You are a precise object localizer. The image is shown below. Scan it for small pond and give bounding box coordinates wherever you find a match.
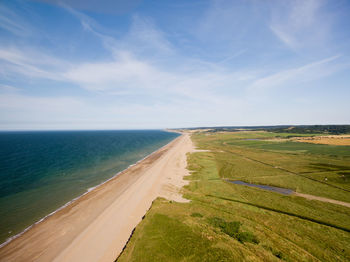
[227,180,294,195]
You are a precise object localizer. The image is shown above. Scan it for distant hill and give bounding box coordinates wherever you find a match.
[180,125,350,135]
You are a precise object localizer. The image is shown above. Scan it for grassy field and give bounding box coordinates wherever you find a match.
[117,131,350,261]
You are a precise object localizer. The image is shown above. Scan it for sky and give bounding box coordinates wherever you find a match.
[0,0,350,130]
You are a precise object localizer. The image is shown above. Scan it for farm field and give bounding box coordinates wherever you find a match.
[118,131,350,262]
[293,135,350,146]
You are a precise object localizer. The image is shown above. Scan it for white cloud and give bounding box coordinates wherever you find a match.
[0,89,257,130]
[270,0,329,50]
[250,55,341,90]
[1,1,349,129]
[0,5,31,36]
[217,49,247,64]
[0,48,69,80]
[0,44,245,104]
[64,5,173,59]
[0,84,19,93]
[126,15,174,55]
[63,52,176,91]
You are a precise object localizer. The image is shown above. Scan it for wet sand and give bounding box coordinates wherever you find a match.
[0,133,194,262]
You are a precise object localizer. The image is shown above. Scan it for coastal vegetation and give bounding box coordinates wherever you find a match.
[118,131,350,261]
[183,124,350,135]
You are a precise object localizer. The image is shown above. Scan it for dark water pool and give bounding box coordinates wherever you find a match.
[227,180,294,195]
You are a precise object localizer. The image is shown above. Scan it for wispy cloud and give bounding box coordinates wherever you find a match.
[1,2,345,98]
[126,15,174,55]
[1,1,349,129]
[61,3,120,54]
[251,55,341,90]
[63,52,175,92]
[64,4,174,59]
[0,6,242,102]
[0,5,31,37]
[0,48,69,80]
[270,0,329,50]
[34,0,142,15]
[217,49,247,64]
[0,84,19,93]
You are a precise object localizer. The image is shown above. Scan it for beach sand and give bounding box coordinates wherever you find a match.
[0,133,194,262]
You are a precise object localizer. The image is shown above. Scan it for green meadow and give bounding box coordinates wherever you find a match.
[118,131,350,261]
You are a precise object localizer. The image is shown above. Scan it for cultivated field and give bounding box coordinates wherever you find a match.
[294,135,350,146]
[118,131,350,261]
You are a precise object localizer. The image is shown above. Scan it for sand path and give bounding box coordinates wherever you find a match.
[295,192,350,208]
[0,133,194,262]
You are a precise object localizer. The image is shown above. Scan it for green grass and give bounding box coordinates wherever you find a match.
[252,141,350,157]
[207,217,258,244]
[121,212,233,262]
[118,131,350,261]
[301,171,350,191]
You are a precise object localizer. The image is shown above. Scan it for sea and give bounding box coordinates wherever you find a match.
[0,130,179,245]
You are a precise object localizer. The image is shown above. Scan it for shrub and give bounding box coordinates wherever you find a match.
[208,217,226,228]
[236,231,259,244]
[272,250,284,259]
[208,217,258,244]
[222,221,240,237]
[191,212,203,218]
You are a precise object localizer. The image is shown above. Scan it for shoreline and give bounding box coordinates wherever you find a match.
[0,134,179,249]
[0,132,193,262]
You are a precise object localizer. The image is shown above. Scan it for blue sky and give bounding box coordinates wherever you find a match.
[0,0,349,130]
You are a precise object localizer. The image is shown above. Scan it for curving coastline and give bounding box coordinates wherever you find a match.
[0,133,178,250]
[0,133,194,262]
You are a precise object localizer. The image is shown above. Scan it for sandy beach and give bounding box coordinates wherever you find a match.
[0,133,194,262]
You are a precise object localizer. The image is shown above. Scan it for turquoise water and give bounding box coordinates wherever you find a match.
[0,130,179,244]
